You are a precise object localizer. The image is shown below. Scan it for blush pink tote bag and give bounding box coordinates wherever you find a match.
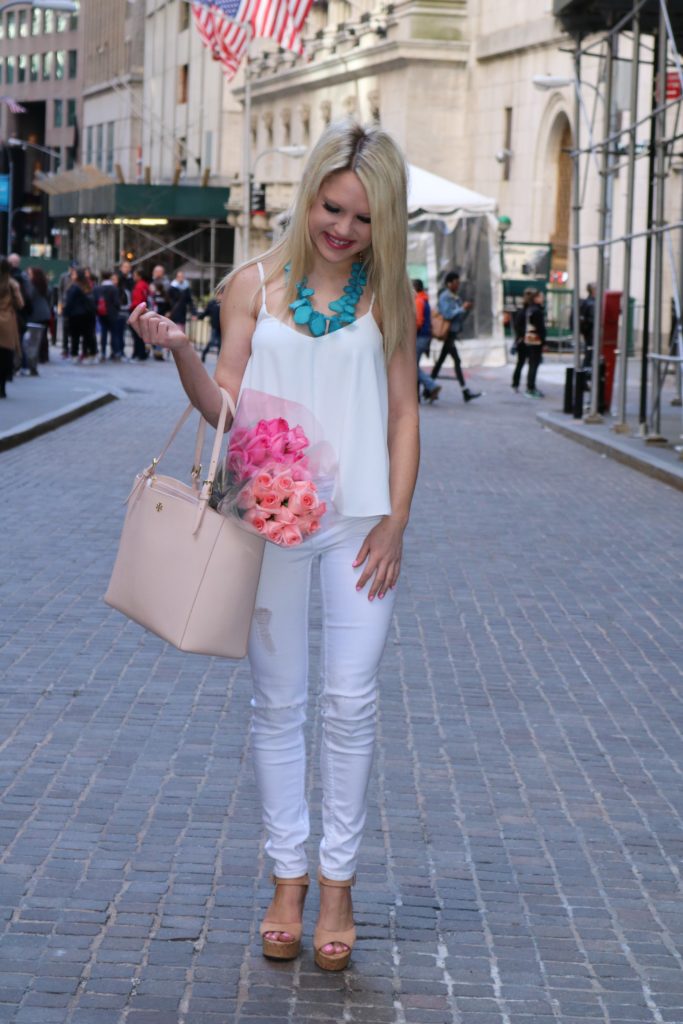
[105,388,265,658]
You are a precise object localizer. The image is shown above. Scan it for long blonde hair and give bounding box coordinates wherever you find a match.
[220,120,413,362]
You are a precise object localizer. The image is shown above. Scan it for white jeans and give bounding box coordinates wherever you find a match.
[247,514,396,881]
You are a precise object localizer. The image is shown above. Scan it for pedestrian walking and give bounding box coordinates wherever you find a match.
[168,270,196,332]
[27,267,52,365]
[129,270,150,361]
[0,258,24,399]
[64,269,97,363]
[58,262,78,358]
[430,271,481,402]
[149,265,170,361]
[112,271,132,360]
[130,119,419,974]
[198,296,222,362]
[580,282,596,371]
[512,288,546,398]
[412,279,440,402]
[510,287,535,393]
[93,271,121,361]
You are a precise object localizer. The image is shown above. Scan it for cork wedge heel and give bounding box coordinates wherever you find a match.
[313,872,356,972]
[260,873,310,961]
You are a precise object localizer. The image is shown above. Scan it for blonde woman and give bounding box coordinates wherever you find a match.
[129,121,419,972]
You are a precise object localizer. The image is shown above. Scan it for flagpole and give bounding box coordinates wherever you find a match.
[241,21,253,264]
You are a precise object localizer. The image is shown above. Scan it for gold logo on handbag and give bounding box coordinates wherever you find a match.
[156,503,163,512]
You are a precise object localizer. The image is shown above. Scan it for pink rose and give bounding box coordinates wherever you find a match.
[290,463,312,482]
[265,520,284,544]
[299,515,321,536]
[280,524,303,546]
[285,424,309,454]
[275,506,297,525]
[258,492,281,511]
[273,472,295,498]
[288,484,320,516]
[252,471,274,500]
[257,417,289,439]
[243,507,268,533]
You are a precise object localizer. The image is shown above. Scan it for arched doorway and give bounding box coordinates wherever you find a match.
[548,114,573,272]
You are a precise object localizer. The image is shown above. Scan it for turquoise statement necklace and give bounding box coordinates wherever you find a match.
[288,261,367,338]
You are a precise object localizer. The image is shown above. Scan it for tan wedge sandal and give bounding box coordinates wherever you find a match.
[260,873,310,961]
[313,872,356,971]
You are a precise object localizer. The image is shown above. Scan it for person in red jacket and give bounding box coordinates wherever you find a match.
[413,279,441,403]
[130,270,150,360]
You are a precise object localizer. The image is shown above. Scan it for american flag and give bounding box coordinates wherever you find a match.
[191,0,313,80]
[0,96,27,114]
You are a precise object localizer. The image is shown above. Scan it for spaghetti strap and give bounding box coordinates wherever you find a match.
[256,261,267,311]
[369,292,376,312]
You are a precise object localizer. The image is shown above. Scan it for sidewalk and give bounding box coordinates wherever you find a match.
[525,356,683,493]
[0,358,121,451]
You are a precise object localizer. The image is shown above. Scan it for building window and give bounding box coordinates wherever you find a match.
[18,9,28,37]
[67,98,76,127]
[86,125,93,164]
[7,12,15,39]
[42,52,52,80]
[18,53,26,83]
[55,12,68,32]
[96,123,103,168]
[66,146,76,171]
[106,122,114,174]
[0,16,4,40]
[67,49,77,78]
[31,8,41,35]
[30,54,39,81]
[178,64,188,104]
[6,55,14,84]
[54,99,63,127]
[55,50,65,79]
[44,10,54,32]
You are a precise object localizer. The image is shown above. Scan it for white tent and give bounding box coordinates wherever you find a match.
[407,164,497,217]
[406,165,502,356]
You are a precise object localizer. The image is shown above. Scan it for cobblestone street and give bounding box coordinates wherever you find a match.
[1,360,682,1024]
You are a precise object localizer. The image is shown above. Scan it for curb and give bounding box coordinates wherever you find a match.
[0,391,118,452]
[537,411,683,493]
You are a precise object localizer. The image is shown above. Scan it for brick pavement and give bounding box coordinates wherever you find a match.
[1,359,682,1024]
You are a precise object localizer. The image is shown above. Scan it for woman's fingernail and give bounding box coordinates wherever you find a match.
[378,593,385,600]
[369,594,375,602]
[356,585,362,592]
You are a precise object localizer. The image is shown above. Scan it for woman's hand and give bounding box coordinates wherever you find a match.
[128,303,190,352]
[353,517,405,601]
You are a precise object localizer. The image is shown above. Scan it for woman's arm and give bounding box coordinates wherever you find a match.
[354,337,420,600]
[128,264,259,429]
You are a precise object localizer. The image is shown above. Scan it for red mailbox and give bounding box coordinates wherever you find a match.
[601,290,622,411]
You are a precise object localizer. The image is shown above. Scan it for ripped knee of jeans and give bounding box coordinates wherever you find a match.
[320,692,377,740]
[253,607,275,654]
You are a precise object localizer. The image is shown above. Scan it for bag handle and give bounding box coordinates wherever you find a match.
[128,387,236,507]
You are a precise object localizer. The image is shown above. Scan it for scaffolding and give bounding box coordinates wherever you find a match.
[555,0,683,447]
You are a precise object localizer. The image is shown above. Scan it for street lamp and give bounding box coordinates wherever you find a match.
[240,145,307,254]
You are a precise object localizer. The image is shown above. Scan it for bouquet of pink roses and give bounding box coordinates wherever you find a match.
[210,391,335,547]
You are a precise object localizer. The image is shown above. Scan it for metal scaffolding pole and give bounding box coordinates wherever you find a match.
[614,10,640,432]
[585,35,614,423]
[572,42,583,382]
[647,4,669,441]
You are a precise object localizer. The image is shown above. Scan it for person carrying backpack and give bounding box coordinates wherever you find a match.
[93,271,120,361]
[412,279,441,403]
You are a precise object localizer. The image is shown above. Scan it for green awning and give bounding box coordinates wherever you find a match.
[49,183,230,220]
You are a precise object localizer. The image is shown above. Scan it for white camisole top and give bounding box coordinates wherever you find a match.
[238,262,391,518]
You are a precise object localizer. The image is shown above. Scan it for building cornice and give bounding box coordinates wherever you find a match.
[82,72,143,99]
[476,16,567,62]
[239,38,469,103]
